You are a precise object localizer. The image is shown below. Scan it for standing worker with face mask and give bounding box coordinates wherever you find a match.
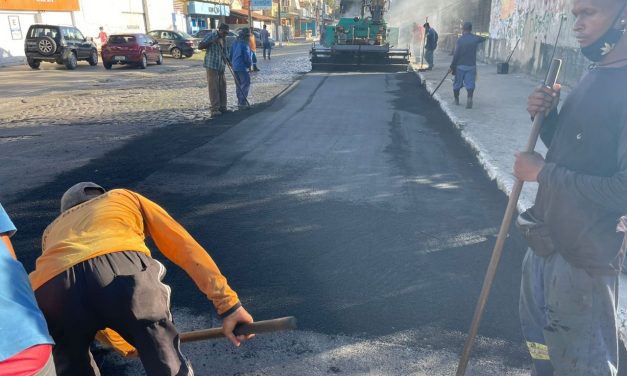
[200,24,231,118]
[514,0,627,374]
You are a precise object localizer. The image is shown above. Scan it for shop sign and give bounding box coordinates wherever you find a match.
[251,0,272,10]
[0,0,80,11]
[8,15,22,39]
[188,1,230,16]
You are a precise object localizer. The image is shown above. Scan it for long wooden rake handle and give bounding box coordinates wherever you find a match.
[455,59,562,376]
[180,316,297,343]
[431,71,450,97]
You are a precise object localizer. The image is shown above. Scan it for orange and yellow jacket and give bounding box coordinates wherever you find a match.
[249,34,257,52]
[30,189,240,356]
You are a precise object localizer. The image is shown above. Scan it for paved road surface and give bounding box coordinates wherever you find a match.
[7,68,531,374]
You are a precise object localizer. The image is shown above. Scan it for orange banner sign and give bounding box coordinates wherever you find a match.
[0,0,80,12]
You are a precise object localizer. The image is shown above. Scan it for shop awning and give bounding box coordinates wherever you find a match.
[230,9,275,22]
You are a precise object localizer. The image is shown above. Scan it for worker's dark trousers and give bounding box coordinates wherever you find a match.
[35,251,193,376]
[519,249,619,376]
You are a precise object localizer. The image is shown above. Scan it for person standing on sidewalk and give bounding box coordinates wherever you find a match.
[514,0,627,374]
[31,182,254,376]
[249,31,260,72]
[231,28,253,109]
[448,21,486,109]
[200,23,230,117]
[0,203,56,376]
[423,22,438,70]
[260,24,272,60]
[97,26,108,50]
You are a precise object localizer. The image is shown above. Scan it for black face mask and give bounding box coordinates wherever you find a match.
[581,4,627,62]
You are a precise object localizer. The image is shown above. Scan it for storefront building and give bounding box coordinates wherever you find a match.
[187,1,229,33]
[0,0,174,66]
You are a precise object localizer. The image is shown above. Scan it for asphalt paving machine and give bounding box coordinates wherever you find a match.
[310,0,410,71]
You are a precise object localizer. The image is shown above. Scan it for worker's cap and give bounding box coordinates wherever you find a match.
[60,182,106,213]
[218,23,229,31]
[423,22,430,28]
[462,21,472,31]
[239,27,251,38]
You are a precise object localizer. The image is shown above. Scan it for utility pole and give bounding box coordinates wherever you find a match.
[249,0,253,29]
[141,0,151,32]
[276,0,282,47]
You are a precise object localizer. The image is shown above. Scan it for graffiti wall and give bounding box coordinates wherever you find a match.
[490,0,577,47]
[486,0,587,86]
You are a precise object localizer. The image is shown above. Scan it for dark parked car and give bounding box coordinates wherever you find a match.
[24,24,98,70]
[101,33,163,69]
[236,27,276,48]
[192,29,237,50]
[147,30,197,58]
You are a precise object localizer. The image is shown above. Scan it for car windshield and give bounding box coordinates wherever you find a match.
[178,31,194,39]
[108,35,136,44]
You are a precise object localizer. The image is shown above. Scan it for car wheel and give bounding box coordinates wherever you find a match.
[171,47,182,59]
[64,51,78,70]
[103,61,113,69]
[156,52,163,65]
[36,36,57,56]
[27,58,41,69]
[139,54,147,69]
[87,49,98,66]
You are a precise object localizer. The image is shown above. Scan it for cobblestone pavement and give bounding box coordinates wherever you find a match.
[0,45,311,202]
[1,46,311,128]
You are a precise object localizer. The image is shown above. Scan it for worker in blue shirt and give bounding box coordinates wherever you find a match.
[449,21,486,109]
[230,28,253,109]
[0,203,55,375]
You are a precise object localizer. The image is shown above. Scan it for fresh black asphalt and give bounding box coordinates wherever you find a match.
[7,70,532,370]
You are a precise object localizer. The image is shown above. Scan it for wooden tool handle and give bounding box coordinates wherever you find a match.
[180,316,297,343]
[455,59,562,376]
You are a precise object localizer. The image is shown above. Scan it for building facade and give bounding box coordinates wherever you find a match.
[0,0,175,66]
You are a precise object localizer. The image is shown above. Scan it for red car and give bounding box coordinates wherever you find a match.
[101,33,163,69]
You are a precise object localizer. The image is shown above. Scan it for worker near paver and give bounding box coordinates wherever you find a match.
[200,23,230,117]
[514,0,627,374]
[411,22,424,65]
[249,30,260,72]
[231,28,253,109]
[0,203,56,375]
[30,182,254,376]
[448,21,486,109]
[260,24,272,60]
[423,22,438,70]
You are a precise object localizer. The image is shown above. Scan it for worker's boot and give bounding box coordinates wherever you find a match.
[454,90,460,106]
[253,65,260,72]
[466,90,474,109]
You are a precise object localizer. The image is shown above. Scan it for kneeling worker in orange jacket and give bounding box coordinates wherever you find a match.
[30,182,254,376]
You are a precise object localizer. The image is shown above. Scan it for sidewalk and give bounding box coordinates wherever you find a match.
[414,50,627,345]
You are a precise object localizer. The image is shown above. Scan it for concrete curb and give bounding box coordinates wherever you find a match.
[410,64,532,214]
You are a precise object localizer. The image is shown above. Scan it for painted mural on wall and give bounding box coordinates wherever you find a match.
[490,0,576,47]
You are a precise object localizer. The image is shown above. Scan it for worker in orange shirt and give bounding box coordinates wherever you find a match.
[249,30,260,72]
[31,182,254,376]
